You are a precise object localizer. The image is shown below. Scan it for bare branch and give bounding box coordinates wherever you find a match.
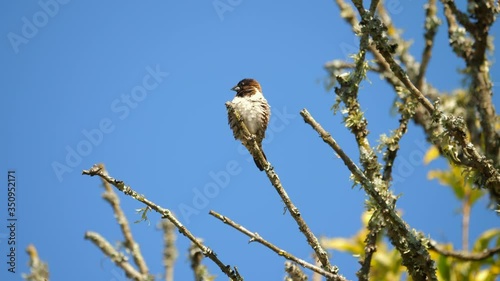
[324,60,381,75]
[333,0,383,182]
[429,240,500,261]
[356,213,381,281]
[189,240,213,281]
[285,262,309,281]
[381,95,416,182]
[23,244,49,281]
[84,231,145,281]
[416,0,440,90]
[97,163,149,275]
[209,210,348,281]
[159,220,177,281]
[82,164,243,281]
[225,103,337,276]
[311,254,323,281]
[441,0,474,32]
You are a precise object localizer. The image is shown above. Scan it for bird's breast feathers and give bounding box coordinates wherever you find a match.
[231,91,270,135]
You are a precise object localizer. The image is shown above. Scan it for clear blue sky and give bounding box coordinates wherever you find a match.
[1,1,499,280]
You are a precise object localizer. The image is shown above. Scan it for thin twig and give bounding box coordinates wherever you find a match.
[440,0,474,31]
[324,60,381,74]
[82,164,243,281]
[441,3,473,60]
[311,254,323,281]
[356,212,381,281]
[23,244,50,281]
[381,95,415,182]
[285,262,309,281]
[225,103,337,275]
[429,241,500,261]
[300,108,437,281]
[462,194,470,251]
[189,240,212,281]
[97,163,150,276]
[334,0,383,182]
[376,2,419,79]
[84,231,145,281]
[209,210,348,281]
[416,0,440,90]
[159,220,177,281]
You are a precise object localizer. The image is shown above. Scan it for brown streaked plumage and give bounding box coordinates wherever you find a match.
[228,78,270,171]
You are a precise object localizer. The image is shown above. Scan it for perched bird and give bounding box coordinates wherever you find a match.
[227,78,271,171]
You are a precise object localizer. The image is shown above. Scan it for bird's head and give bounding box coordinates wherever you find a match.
[231,78,262,96]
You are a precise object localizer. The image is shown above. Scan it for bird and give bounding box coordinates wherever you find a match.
[227,78,271,171]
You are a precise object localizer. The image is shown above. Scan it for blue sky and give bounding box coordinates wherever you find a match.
[1,1,499,280]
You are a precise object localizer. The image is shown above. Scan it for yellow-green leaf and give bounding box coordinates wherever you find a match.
[424,145,440,164]
[472,229,500,252]
[321,237,361,254]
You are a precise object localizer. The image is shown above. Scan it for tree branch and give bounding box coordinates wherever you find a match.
[381,95,415,182]
[356,212,382,281]
[159,220,177,281]
[334,0,383,182]
[84,231,145,281]
[189,240,213,281]
[441,0,474,32]
[82,164,243,281]
[300,108,437,281]
[416,0,440,90]
[209,210,348,281]
[429,240,500,261]
[351,0,500,198]
[23,244,50,281]
[97,163,150,276]
[285,262,309,281]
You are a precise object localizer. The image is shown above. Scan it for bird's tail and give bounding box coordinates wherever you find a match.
[253,145,267,171]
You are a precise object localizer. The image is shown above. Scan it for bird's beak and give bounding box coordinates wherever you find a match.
[231,85,240,91]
